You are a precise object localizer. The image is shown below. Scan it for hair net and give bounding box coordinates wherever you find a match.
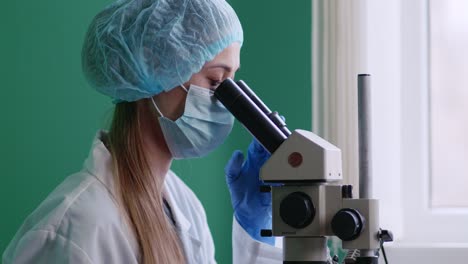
[82,0,243,102]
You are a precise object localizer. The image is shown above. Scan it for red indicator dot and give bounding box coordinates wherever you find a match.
[288,152,303,168]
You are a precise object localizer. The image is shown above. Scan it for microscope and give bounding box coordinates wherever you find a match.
[214,75,392,264]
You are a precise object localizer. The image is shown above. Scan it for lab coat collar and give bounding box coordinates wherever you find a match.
[164,184,192,233]
[83,131,116,200]
[83,131,192,234]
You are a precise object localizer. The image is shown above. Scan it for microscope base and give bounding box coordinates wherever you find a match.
[283,236,329,263]
[283,261,328,264]
[354,257,378,264]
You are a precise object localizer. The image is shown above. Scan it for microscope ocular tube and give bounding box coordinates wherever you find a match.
[235,80,292,137]
[214,78,288,154]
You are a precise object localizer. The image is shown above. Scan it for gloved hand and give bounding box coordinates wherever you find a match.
[225,139,275,246]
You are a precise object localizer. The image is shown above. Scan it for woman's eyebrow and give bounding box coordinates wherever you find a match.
[206,63,240,72]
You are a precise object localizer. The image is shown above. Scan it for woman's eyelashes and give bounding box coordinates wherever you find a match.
[209,79,222,87]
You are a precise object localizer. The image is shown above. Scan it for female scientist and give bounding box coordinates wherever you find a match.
[2,0,284,263]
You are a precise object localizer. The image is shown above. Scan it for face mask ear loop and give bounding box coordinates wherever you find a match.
[150,97,164,118]
[180,84,189,93]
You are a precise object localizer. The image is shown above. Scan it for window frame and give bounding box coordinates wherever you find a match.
[399,0,468,244]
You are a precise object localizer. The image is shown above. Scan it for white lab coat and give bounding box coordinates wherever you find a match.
[2,131,282,264]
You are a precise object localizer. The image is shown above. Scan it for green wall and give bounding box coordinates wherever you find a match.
[0,1,311,263]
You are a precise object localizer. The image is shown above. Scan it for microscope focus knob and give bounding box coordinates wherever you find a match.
[331,208,364,241]
[280,192,315,229]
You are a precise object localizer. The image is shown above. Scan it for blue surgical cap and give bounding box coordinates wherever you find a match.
[82,0,243,102]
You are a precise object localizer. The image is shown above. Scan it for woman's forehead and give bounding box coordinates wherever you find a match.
[205,43,241,71]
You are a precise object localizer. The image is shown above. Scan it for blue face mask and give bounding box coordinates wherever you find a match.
[150,84,234,159]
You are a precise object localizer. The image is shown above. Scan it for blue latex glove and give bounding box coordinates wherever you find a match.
[225,139,275,246]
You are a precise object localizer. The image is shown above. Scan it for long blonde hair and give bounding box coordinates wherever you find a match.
[107,101,185,264]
